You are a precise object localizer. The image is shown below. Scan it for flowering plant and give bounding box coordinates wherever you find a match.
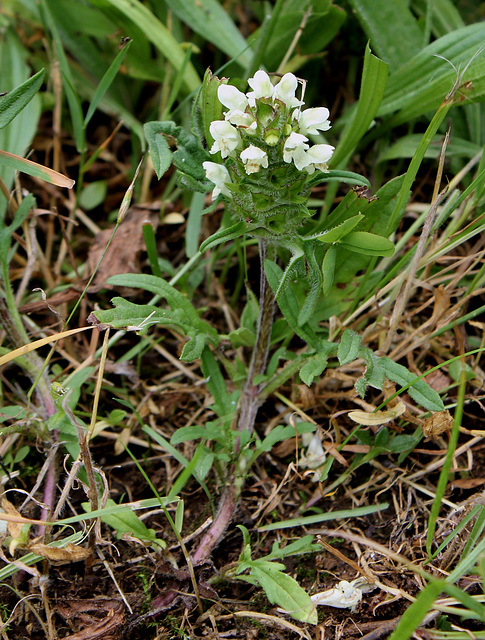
[91,68,444,625]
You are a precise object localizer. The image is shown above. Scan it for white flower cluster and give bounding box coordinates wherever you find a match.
[203,70,335,200]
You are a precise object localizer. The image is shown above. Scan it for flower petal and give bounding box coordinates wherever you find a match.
[218,84,248,112]
[240,145,268,174]
[209,120,241,158]
[298,107,331,135]
[203,161,231,199]
[247,70,274,99]
[273,73,303,107]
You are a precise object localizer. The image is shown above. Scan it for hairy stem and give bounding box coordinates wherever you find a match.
[192,240,275,562]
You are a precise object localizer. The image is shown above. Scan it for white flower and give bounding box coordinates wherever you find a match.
[209,120,240,158]
[298,107,331,135]
[273,73,303,107]
[225,110,256,129]
[310,580,363,611]
[240,145,268,174]
[203,161,231,199]
[305,143,334,173]
[278,578,376,617]
[247,70,274,105]
[217,84,248,112]
[283,131,310,170]
[299,432,326,482]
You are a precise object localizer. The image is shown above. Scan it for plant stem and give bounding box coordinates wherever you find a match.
[192,239,276,563]
[238,239,276,433]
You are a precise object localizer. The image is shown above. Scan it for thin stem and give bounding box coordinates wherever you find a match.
[238,239,275,433]
[192,239,276,563]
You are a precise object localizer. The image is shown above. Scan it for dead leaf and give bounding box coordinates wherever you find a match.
[28,542,91,563]
[451,478,485,489]
[348,401,406,426]
[430,286,451,327]
[422,410,453,438]
[56,598,124,640]
[86,208,158,292]
[1,498,24,541]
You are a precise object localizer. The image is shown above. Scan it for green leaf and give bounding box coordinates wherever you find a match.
[84,40,131,126]
[356,348,386,397]
[321,244,336,296]
[171,424,227,445]
[78,181,107,211]
[389,582,444,640]
[314,213,364,244]
[227,326,255,348]
[0,29,42,219]
[200,347,237,420]
[265,535,316,561]
[264,259,320,350]
[0,194,35,259]
[330,43,388,167]
[338,329,363,365]
[378,23,485,123]
[145,120,211,188]
[308,169,371,188]
[258,422,315,453]
[0,69,45,130]
[260,1,346,70]
[164,0,251,67]
[200,220,252,253]
[82,499,165,549]
[93,0,199,92]
[0,150,74,188]
[300,353,329,386]
[144,121,172,180]
[346,0,423,71]
[251,564,317,625]
[340,231,395,256]
[381,358,445,412]
[258,503,389,531]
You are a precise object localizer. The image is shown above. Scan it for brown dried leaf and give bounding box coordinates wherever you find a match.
[422,410,453,438]
[28,542,91,563]
[1,498,24,540]
[430,286,451,327]
[86,209,157,292]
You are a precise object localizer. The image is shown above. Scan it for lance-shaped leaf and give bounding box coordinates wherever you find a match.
[339,231,395,256]
[200,220,251,253]
[0,150,74,188]
[0,69,45,130]
[313,213,365,244]
[381,358,445,412]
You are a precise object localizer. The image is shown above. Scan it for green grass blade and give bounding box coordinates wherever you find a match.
[142,221,162,279]
[258,503,389,531]
[96,0,200,92]
[378,23,485,122]
[0,68,44,130]
[426,365,466,555]
[389,582,444,640]
[330,43,388,167]
[346,0,423,71]
[165,0,251,68]
[0,29,42,218]
[186,191,205,258]
[84,39,131,127]
[387,98,453,233]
